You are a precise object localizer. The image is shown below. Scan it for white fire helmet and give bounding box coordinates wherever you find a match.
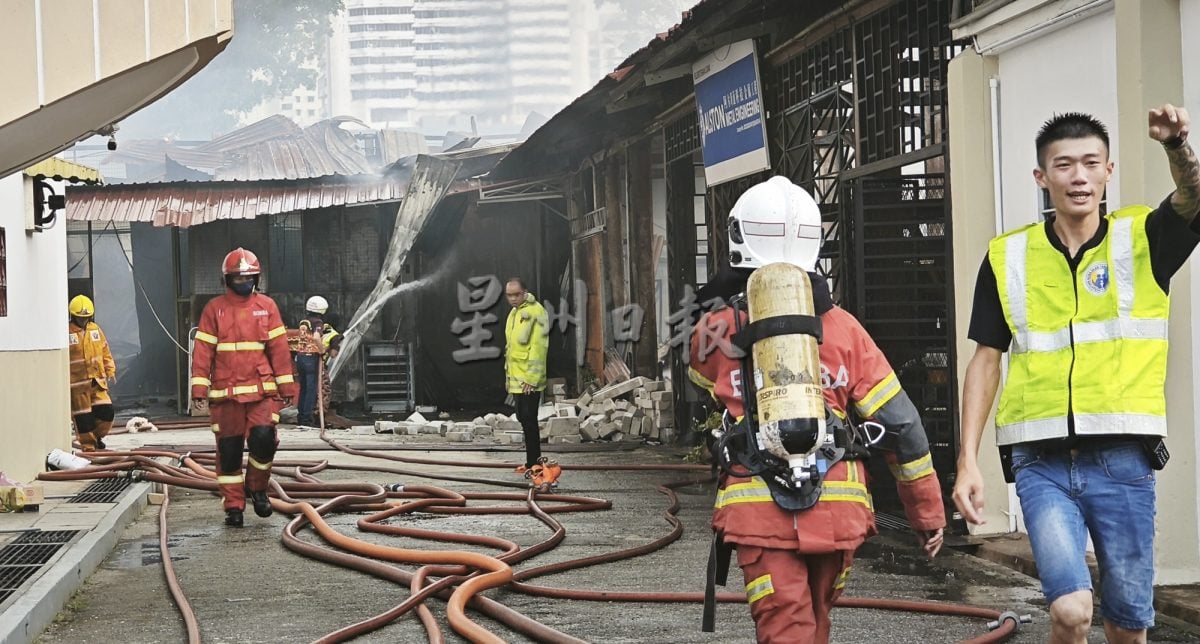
[306,295,329,315]
[727,176,823,272]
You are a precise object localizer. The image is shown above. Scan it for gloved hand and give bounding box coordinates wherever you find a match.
[191,397,209,413]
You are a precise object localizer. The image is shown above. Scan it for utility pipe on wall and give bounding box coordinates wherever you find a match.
[990,75,1019,535]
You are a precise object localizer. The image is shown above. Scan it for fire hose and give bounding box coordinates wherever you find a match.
[158,482,201,644]
[43,433,1027,643]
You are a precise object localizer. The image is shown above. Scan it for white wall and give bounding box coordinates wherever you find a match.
[0,173,68,351]
[990,8,1117,539]
[1182,0,1200,565]
[0,170,72,482]
[996,10,1118,231]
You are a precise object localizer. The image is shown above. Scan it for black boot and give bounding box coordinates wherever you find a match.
[248,489,272,518]
[224,508,244,527]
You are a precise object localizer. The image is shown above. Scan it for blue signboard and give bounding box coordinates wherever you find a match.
[691,39,770,186]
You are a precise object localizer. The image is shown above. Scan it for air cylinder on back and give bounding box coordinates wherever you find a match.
[746,262,826,472]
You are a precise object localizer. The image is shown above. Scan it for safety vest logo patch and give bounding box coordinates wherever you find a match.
[1083,261,1109,296]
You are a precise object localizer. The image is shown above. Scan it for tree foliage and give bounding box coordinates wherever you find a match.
[120,0,343,140]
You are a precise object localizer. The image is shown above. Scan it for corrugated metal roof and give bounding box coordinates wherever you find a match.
[100,115,301,170]
[104,116,376,180]
[24,157,103,184]
[195,115,303,154]
[212,119,376,181]
[65,176,406,228]
[105,141,226,170]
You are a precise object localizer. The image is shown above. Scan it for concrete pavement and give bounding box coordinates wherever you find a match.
[4,425,1200,642]
[0,476,152,644]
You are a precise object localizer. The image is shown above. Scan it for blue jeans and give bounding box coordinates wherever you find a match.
[294,353,320,426]
[1012,440,1156,630]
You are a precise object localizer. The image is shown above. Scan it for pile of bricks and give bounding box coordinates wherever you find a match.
[370,411,522,444]
[367,412,459,438]
[544,376,675,445]
[367,377,675,446]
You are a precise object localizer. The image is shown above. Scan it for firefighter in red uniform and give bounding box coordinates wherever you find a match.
[690,177,946,643]
[190,248,297,527]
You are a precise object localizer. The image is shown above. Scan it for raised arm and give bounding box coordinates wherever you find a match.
[1149,104,1199,221]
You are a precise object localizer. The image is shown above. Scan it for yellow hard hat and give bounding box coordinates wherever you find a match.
[69,295,95,318]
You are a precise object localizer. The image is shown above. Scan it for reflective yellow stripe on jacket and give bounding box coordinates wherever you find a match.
[889,453,934,482]
[208,382,274,399]
[854,372,901,417]
[715,469,872,510]
[216,342,266,352]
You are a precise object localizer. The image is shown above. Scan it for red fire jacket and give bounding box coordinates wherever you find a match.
[689,302,945,553]
[190,292,298,403]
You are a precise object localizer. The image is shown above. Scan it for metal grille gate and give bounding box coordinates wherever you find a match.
[845,174,957,526]
[773,86,856,300]
[664,113,702,433]
[663,0,963,526]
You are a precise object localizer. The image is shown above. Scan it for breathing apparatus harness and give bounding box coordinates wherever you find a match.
[702,265,885,632]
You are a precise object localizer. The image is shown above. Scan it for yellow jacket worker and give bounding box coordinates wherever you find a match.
[503,277,557,489]
[67,295,117,451]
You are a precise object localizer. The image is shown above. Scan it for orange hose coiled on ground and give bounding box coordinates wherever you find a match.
[40,434,1021,643]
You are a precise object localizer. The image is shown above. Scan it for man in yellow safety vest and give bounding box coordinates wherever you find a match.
[954,105,1200,643]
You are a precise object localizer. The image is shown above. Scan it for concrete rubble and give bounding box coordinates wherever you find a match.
[532,377,675,446]
[368,377,676,446]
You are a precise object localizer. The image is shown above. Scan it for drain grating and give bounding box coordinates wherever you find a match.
[874,511,912,532]
[0,530,80,605]
[0,566,42,604]
[68,478,132,503]
[0,543,65,566]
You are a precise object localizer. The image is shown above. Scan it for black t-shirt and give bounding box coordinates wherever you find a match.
[968,197,1200,449]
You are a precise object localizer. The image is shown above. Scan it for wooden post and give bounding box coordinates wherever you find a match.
[628,138,657,377]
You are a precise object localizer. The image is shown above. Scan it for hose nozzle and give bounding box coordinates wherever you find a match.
[986,611,1032,632]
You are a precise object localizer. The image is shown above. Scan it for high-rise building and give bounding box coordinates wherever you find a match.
[334,0,419,128]
[412,0,510,131]
[506,0,573,125]
[242,83,328,128]
[330,0,598,134]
